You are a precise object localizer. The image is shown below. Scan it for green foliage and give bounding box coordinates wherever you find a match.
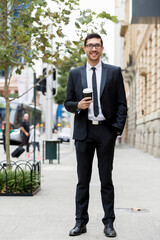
[0,0,81,73]
[0,169,40,193]
[97,12,118,23]
[0,1,118,74]
[8,92,18,98]
[54,86,67,105]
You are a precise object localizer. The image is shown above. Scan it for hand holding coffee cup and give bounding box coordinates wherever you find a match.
[77,88,93,110]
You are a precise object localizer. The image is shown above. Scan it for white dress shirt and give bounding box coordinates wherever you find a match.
[86,61,106,121]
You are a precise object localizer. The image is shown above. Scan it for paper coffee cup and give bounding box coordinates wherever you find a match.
[83,88,93,99]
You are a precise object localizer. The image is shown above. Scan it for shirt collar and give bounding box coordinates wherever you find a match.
[87,61,102,70]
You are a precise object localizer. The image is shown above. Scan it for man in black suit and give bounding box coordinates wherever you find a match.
[65,33,127,238]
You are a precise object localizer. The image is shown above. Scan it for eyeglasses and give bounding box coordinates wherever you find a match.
[85,43,102,49]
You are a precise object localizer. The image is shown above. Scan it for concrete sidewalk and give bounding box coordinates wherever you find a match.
[0,142,160,240]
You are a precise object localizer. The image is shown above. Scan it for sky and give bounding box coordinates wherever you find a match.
[79,0,116,64]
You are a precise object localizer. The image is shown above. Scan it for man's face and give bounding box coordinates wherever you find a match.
[24,113,29,121]
[83,38,104,64]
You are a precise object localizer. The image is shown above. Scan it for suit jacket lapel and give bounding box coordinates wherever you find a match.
[100,62,107,97]
[80,62,107,96]
[81,64,88,89]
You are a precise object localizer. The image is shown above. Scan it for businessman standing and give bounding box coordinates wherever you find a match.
[65,33,127,238]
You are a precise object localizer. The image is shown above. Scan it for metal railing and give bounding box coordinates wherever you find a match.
[0,160,41,196]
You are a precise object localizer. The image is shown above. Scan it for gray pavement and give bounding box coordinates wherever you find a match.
[0,140,160,240]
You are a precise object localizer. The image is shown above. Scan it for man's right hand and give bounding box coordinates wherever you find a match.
[77,97,93,110]
[25,132,29,137]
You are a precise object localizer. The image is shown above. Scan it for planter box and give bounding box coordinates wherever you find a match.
[0,160,41,196]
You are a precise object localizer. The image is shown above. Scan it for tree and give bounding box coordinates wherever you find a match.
[0,0,117,165]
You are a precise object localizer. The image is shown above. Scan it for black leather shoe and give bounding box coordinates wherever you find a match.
[69,223,87,236]
[104,223,117,238]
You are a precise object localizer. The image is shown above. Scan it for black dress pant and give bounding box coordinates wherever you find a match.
[75,122,117,225]
[20,134,30,153]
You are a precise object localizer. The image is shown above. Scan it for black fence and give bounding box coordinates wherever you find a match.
[0,160,41,196]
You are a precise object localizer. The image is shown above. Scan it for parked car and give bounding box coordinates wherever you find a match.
[57,127,70,142]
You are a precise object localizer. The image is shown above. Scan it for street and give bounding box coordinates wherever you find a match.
[0,140,160,240]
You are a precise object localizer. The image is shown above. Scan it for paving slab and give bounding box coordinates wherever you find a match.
[0,141,160,240]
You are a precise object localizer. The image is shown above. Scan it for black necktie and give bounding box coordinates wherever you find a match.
[91,67,99,117]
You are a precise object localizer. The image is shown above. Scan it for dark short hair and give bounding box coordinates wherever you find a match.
[84,33,103,46]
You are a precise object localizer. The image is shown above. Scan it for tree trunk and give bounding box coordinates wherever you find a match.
[5,98,11,165]
[3,0,11,166]
[4,67,11,166]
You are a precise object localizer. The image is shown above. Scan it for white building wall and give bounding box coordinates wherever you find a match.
[114,0,126,68]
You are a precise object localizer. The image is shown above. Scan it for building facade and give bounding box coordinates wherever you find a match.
[114,0,129,143]
[120,0,160,157]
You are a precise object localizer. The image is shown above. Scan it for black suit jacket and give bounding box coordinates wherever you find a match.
[65,62,127,140]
